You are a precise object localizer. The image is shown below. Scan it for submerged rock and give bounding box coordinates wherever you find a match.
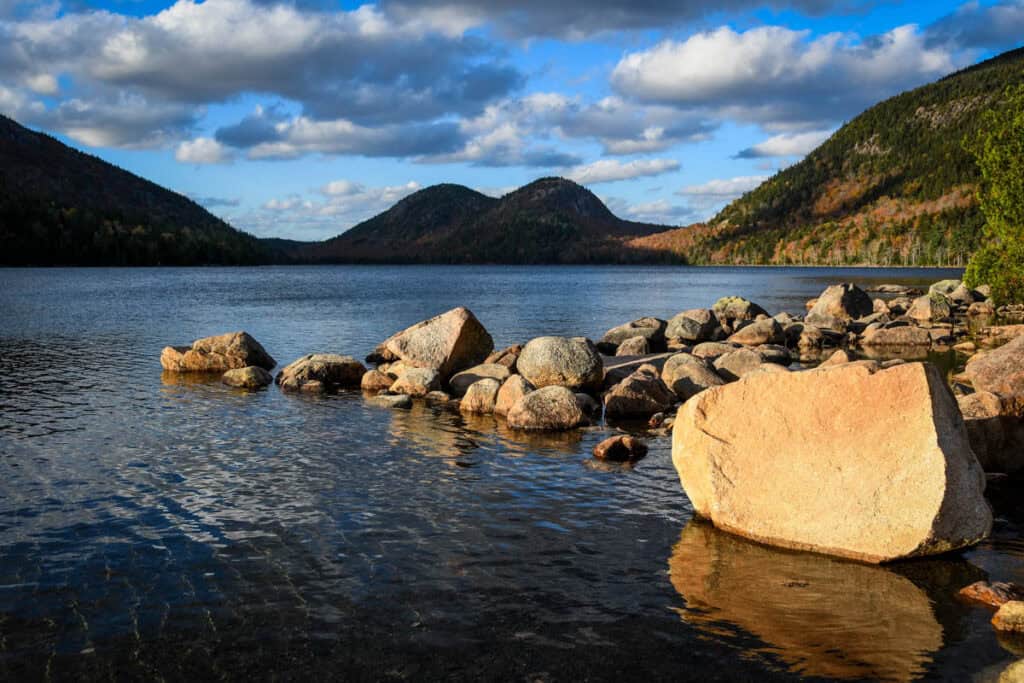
[506,385,584,431]
[517,336,603,392]
[367,393,413,409]
[161,331,275,372]
[593,435,648,462]
[369,306,493,379]
[221,366,273,389]
[276,354,366,393]
[671,362,991,563]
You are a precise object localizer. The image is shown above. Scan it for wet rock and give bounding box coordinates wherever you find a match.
[957,391,1024,474]
[666,309,722,343]
[728,318,784,346]
[368,306,493,379]
[661,353,725,401]
[604,364,675,419]
[966,336,1024,395]
[390,367,441,397]
[908,293,952,322]
[360,369,395,393]
[494,375,534,416]
[506,385,585,431]
[161,331,275,372]
[958,581,1024,609]
[593,435,648,462]
[277,354,366,393]
[599,317,667,353]
[460,378,501,414]
[424,390,453,403]
[221,366,273,389]
[671,362,992,562]
[713,348,767,381]
[368,393,412,409]
[806,283,874,330]
[484,344,523,370]
[615,336,650,356]
[449,363,512,397]
[517,336,603,392]
[993,602,1024,633]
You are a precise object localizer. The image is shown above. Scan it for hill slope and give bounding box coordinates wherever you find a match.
[630,46,1024,266]
[299,177,670,264]
[0,115,269,266]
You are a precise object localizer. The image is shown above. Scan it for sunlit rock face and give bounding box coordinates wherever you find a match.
[668,521,945,682]
[671,362,991,562]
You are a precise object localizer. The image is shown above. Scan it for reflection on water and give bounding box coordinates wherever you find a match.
[669,520,985,682]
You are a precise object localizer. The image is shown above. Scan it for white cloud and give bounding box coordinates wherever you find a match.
[175,137,232,164]
[676,174,769,215]
[566,158,680,185]
[736,129,833,158]
[619,198,699,225]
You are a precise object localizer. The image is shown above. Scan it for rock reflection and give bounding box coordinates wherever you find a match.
[160,370,224,386]
[668,520,946,682]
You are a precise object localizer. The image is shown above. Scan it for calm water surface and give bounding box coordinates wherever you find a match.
[1,265,1022,681]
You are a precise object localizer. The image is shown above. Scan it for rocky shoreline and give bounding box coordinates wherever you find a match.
[160,278,1024,638]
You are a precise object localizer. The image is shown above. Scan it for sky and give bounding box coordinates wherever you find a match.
[1,0,1022,241]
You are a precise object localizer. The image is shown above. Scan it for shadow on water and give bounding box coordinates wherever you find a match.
[667,519,989,682]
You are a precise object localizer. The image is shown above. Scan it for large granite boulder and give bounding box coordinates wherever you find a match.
[506,386,585,431]
[221,366,273,389]
[598,317,667,353]
[671,362,991,563]
[661,353,725,401]
[161,331,275,372]
[460,378,501,414]
[728,319,784,346]
[957,391,1024,474]
[494,375,534,416]
[449,363,512,397]
[603,364,675,419]
[369,307,493,379]
[517,336,603,393]
[666,309,722,343]
[277,354,366,393]
[966,336,1024,395]
[806,283,873,330]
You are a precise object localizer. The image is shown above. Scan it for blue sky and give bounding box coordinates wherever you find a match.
[1,0,1021,241]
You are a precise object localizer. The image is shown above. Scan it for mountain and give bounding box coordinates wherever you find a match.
[0,115,269,266]
[629,46,1024,266]
[294,178,671,264]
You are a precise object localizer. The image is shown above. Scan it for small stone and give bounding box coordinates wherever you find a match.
[958,581,1024,609]
[603,364,675,419]
[161,331,276,372]
[495,375,534,416]
[593,435,648,462]
[360,369,395,393]
[368,393,413,409]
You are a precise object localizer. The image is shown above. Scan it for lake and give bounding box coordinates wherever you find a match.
[1,265,1021,681]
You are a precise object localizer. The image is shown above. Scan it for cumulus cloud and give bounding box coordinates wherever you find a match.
[244,116,463,160]
[32,93,198,148]
[925,0,1024,51]
[602,197,698,225]
[566,158,680,185]
[735,129,833,158]
[612,25,958,130]
[676,174,769,213]
[175,137,232,164]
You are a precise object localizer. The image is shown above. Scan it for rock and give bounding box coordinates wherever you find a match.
[666,309,722,343]
[979,325,1024,346]
[993,602,1024,633]
[671,362,992,562]
[599,317,667,352]
[506,386,585,431]
[958,581,1024,608]
[460,378,501,414]
[277,354,366,393]
[369,306,493,379]
[949,283,980,305]
[930,279,963,297]
[954,341,977,353]
[424,390,453,403]
[661,353,725,401]
[969,302,996,317]
[484,344,523,370]
[908,293,952,322]
[713,296,769,329]
[161,331,275,372]
[691,341,739,361]
[593,435,648,462]
[390,367,441,397]
[648,412,666,428]
[221,366,273,389]
[755,344,791,366]
[615,335,650,356]
[728,318,784,346]
[1001,660,1024,683]
[888,297,912,315]
[750,363,789,374]
[604,364,675,419]
[795,323,824,350]
[966,336,1024,395]
[819,349,853,367]
[713,348,767,381]
[368,393,412,409]
[873,298,890,315]
[773,312,795,325]
[494,375,534,416]
[517,336,603,392]
[449,363,512,396]
[806,283,874,330]
[575,392,602,418]
[868,284,922,295]
[360,369,395,393]
[976,284,993,298]
[861,325,933,347]
[957,391,1024,474]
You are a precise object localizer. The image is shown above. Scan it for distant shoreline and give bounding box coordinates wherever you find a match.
[0,263,967,271]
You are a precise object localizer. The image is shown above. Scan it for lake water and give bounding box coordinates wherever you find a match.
[1,265,1022,681]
